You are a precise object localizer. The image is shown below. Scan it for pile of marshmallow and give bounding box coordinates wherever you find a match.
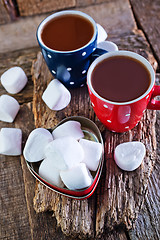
[23,120,103,190]
[0,66,72,156]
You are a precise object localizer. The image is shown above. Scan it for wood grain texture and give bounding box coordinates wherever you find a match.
[17,0,76,16]
[128,74,160,240]
[130,0,160,66]
[32,39,157,238]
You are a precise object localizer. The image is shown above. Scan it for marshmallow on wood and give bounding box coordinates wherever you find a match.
[0,128,22,156]
[42,79,71,111]
[23,128,53,162]
[0,94,20,123]
[97,41,118,52]
[114,141,146,171]
[79,139,102,171]
[45,136,84,169]
[97,23,108,44]
[60,163,93,190]
[39,156,64,188]
[1,67,28,94]
[52,120,84,140]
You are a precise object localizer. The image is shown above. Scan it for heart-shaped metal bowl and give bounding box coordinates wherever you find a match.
[25,116,104,199]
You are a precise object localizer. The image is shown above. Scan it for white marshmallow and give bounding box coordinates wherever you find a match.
[42,79,71,111]
[39,157,64,188]
[0,94,20,123]
[0,128,22,156]
[44,149,67,170]
[79,139,102,171]
[45,137,84,169]
[97,23,108,44]
[23,128,53,162]
[97,41,118,52]
[52,120,84,140]
[1,67,28,94]
[60,163,93,190]
[114,141,146,171]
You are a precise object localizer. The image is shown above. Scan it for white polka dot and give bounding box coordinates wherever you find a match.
[80,84,84,87]
[92,102,95,107]
[67,67,72,71]
[125,126,129,129]
[82,70,86,74]
[48,54,52,58]
[52,70,56,74]
[82,52,86,56]
[104,104,108,108]
[93,47,96,51]
[146,95,149,99]
[125,113,130,116]
[70,82,74,85]
[107,120,111,123]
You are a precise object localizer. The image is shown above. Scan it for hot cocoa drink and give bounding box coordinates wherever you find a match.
[91,55,151,102]
[41,14,94,51]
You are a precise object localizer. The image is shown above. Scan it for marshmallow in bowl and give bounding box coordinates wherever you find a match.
[0,94,20,123]
[0,128,22,156]
[79,139,102,171]
[39,156,64,188]
[1,67,28,94]
[97,23,108,44]
[23,128,53,162]
[42,79,71,111]
[114,141,146,171]
[52,120,84,140]
[45,136,84,169]
[60,163,93,190]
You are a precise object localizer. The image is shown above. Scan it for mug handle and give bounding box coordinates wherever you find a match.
[147,85,160,110]
[90,41,118,62]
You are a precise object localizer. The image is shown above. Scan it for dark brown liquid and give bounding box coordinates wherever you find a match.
[41,14,94,51]
[91,56,151,102]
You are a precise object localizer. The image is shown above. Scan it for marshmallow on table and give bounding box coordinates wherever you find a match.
[1,67,28,94]
[23,128,53,162]
[52,120,84,140]
[0,94,20,123]
[97,41,118,52]
[79,139,102,171]
[39,156,64,188]
[42,79,71,111]
[114,141,146,171]
[45,136,84,169]
[97,23,108,44]
[0,128,22,156]
[60,162,93,190]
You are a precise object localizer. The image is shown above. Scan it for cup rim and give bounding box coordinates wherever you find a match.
[87,50,155,105]
[37,10,97,54]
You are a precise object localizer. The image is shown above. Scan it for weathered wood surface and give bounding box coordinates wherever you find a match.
[130,0,160,66]
[32,32,157,237]
[128,73,160,240]
[16,0,76,16]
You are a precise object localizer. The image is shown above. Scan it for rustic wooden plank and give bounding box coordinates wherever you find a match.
[128,73,160,240]
[0,47,39,104]
[0,109,32,240]
[130,0,160,66]
[32,28,157,237]
[17,0,76,16]
[0,0,11,24]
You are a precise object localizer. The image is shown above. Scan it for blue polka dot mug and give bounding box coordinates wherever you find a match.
[37,10,118,88]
